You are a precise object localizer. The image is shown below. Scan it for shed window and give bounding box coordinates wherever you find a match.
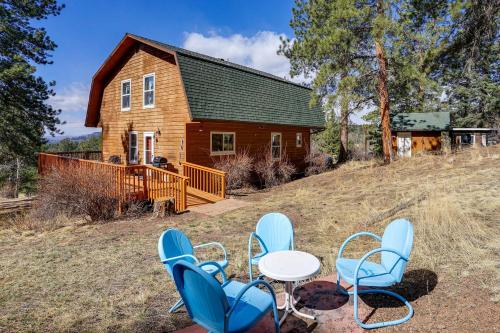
[121,79,131,111]
[296,133,303,147]
[271,132,282,160]
[211,132,235,155]
[143,73,155,108]
[129,131,138,164]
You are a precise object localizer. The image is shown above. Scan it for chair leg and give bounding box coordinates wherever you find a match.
[337,275,413,329]
[168,297,184,313]
[248,258,253,282]
[353,285,413,329]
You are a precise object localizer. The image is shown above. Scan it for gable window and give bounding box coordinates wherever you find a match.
[296,133,303,147]
[211,132,235,155]
[271,132,282,160]
[143,73,155,108]
[121,79,131,111]
[129,131,138,164]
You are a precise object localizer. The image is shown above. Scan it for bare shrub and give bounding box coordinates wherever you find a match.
[33,164,118,222]
[213,149,254,192]
[305,148,333,176]
[255,149,296,188]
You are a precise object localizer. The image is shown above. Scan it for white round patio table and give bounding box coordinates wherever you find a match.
[258,250,320,325]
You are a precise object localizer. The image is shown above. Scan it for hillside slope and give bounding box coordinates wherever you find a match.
[0,146,498,332]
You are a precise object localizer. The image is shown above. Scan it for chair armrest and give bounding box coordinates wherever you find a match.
[161,254,199,264]
[337,232,382,260]
[198,261,228,284]
[248,232,269,259]
[354,247,408,284]
[194,242,228,262]
[226,280,280,332]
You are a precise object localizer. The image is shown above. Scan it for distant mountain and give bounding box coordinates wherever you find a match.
[46,131,101,143]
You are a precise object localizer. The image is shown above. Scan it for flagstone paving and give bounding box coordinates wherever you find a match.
[174,274,374,333]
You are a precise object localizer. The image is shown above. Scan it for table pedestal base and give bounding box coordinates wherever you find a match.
[277,281,316,325]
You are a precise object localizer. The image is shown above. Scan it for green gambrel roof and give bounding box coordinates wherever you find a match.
[392,112,450,131]
[137,35,325,127]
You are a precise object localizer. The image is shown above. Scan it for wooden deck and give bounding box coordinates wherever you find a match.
[123,174,223,208]
[38,152,226,213]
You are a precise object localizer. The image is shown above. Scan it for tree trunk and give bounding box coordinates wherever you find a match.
[376,0,392,163]
[13,157,20,198]
[338,94,349,163]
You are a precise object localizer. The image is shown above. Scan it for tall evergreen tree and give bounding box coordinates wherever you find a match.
[280,0,413,163]
[437,0,500,127]
[279,0,376,163]
[0,0,64,197]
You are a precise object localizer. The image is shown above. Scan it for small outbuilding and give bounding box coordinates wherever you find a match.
[391,112,450,157]
[451,128,496,149]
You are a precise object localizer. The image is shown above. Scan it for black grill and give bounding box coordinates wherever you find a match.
[152,156,168,168]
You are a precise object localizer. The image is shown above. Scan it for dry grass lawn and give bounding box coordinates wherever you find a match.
[0,146,498,332]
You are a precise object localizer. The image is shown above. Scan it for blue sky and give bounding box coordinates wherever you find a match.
[38,0,298,136]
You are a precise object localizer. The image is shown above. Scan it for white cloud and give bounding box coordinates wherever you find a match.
[183,31,305,83]
[47,82,94,136]
[49,82,89,113]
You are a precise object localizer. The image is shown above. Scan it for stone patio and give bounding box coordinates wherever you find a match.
[174,274,380,333]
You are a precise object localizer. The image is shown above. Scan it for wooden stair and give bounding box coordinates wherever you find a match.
[186,186,224,207]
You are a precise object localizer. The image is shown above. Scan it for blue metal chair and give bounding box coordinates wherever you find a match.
[248,212,294,281]
[158,228,228,313]
[336,218,414,329]
[173,260,280,333]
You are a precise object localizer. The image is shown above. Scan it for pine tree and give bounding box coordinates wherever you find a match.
[0,0,64,197]
[279,0,376,163]
[438,0,500,127]
[280,0,415,163]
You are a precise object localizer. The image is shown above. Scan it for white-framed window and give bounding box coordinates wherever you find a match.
[271,132,282,160]
[129,131,138,164]
[296,132,303,147]
[121,79,131,111]
[210,132,235,155]
[143,73,155,108]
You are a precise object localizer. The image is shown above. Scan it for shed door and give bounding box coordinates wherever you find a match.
[397,132,412,157]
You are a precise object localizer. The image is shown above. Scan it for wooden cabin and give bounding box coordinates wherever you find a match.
[85,33,324,172]
[391,112,450,157]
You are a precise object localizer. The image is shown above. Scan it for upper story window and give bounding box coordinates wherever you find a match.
[121,79,131,111]
[296,133,303,147]
[271,132,282,160]
[211,132,235,155]
[143,73,155,108]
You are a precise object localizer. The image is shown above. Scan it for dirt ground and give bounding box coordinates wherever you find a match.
[0,146,498,332]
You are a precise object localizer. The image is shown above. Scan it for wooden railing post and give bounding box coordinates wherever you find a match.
[180,177,187,212]
[142,166,148,200]
[221,173,226,198]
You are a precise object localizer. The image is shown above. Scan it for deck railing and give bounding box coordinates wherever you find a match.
[181,162,226,199]
[48,150,102,161]
[38,153,188,213]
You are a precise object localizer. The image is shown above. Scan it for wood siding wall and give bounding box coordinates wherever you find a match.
[99,44,190,168]
[392,131,442,154]
[185,120,311,171]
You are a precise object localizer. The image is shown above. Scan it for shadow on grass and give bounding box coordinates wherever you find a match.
[358,269,438,308]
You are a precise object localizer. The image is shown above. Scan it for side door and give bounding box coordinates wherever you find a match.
[143,132,155,165]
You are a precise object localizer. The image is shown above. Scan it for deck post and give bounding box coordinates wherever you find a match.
[142,166,148,200]
[181,178,187,212]
[221,173,226,198]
